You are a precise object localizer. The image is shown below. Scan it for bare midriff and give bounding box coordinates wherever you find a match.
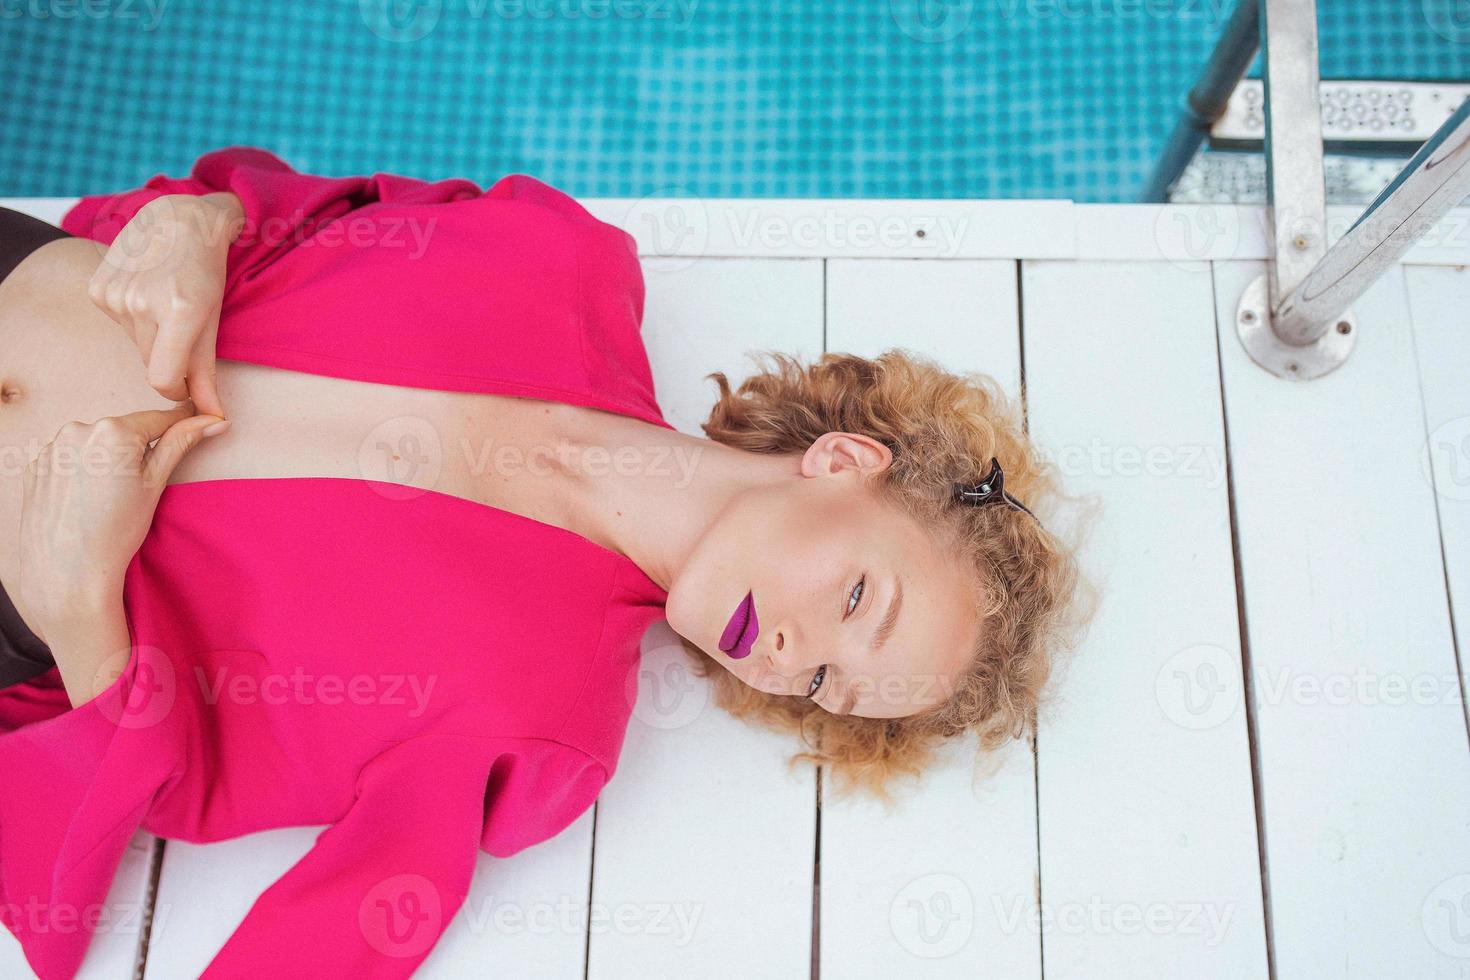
[0,237,621,598]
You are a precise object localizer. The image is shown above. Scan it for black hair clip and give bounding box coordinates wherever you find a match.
[952,457,1039,523]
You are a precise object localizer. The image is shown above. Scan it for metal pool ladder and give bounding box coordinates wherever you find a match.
[1142,0,1470,380]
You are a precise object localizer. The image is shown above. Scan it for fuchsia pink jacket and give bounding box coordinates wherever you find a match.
[0,148,674,978]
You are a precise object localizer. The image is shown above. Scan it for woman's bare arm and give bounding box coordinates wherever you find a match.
[37,592,131,708]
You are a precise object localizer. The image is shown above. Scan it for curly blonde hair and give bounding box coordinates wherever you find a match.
[676,348,1095,807]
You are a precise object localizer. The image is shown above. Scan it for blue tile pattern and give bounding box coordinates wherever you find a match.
[2,0,1466,201]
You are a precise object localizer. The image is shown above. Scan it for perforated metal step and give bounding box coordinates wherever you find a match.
[1168,149,1409,204]
[1213,79,1470,144]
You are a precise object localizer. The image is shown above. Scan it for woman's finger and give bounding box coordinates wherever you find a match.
[147,312,199,403]
[133,320,158,375]
[101,276,136,340]
[185,318,226,418]
[86,266,114,317]
[142,414,223,487]
[109,403,199,446]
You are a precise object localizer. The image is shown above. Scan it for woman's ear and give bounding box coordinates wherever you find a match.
[799,432,894,478]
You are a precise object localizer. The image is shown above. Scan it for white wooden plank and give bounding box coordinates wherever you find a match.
[584,199,1076,260]
[825,259,1022,396]
[635,257,825,433]
[588,259,825,979]
[81,833,160,980]
[820,258,1039,978]
[1024,260,1269,978]
[1214,260,1470,978]
[1405,265,1470,713]
[1074,204,1269,266]
[144,830,316,978]
[0,830,158,980]
[1073,205,1470,265]
[15,197,1470,267]
[416,814,598,978]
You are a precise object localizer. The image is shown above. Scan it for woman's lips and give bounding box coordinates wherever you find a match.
[719,590,759,659]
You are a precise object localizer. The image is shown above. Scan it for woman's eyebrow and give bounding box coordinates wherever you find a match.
[870,573,903,657]
[840,574,905,715]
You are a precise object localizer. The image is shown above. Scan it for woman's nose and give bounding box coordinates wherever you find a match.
[764,629,790,675]
[765,628,818,677]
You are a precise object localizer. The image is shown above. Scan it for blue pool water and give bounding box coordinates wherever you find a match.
[2,0,1468,201]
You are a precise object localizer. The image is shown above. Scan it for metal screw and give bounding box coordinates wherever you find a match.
[1286,361,1300,374]
[915,228,927,239]
[1293,234,1311,251]
[1241,309,1257,324]
[1336,320,1351,335]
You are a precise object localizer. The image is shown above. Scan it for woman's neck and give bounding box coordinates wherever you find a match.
[547,407,794,593]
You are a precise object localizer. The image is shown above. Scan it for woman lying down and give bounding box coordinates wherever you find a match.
[0,148,1085,978]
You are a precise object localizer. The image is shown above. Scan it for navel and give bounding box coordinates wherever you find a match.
[0,380,21,405]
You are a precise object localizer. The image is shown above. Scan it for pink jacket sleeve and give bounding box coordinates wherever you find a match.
[58,147,482,295]
[198,735,610,978]
[198,734,489,978]
[0,663,181,980]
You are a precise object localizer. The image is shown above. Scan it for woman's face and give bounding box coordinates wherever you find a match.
[664,432,983,719]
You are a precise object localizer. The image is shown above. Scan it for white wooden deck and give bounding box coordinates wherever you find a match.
[3,198,1469,980]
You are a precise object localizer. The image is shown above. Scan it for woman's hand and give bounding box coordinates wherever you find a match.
[87,192,245,419]
[14,403,227,646]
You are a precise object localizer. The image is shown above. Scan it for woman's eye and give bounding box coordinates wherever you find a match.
[811,575,863,703]
[807,663,827,699]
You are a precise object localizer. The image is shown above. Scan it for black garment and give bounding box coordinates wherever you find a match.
[0,206,66,686]
[0,206,70,284]
[0,585,52,688]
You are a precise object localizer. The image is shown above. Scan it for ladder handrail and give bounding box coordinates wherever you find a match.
[1274,95,1470,337]
[1147,0,1470,379]
[1139,0,1259,204]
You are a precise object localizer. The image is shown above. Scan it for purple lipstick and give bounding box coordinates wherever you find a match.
[719,590,759,659]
